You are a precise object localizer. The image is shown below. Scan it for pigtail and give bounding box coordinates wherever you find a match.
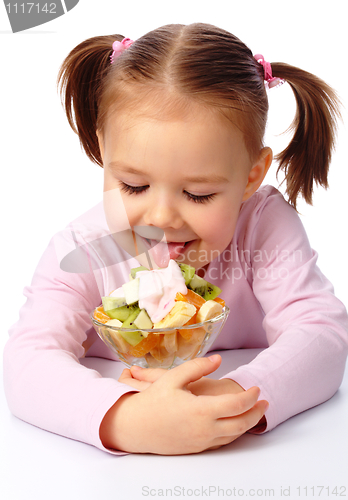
[270,63,341,208]
[57,34,124,166]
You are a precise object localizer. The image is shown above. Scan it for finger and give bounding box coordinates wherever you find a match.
[118,368,151,390]
[202,386,261,419]
[159,354,222,389]
[118,368,131,382]
[216,400,269,437]
[130,365,166,382]
[118,376,152,391]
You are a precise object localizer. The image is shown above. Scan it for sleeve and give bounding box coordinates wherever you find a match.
[221,190,348,432]
[3,236,137,454]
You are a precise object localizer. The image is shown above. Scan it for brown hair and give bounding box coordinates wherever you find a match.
[58,23,341,209]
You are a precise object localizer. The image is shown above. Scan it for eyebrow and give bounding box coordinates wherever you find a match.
[108,161,228,184]
[109,162,143,176]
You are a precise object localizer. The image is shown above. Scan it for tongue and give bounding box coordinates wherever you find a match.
[149,242,186,268]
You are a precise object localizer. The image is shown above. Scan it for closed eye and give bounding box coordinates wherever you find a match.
[184,191,216,203]
[120,182,216,204]
[120,182,149,195]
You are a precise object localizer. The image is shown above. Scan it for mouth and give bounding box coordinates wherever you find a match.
[137,235,194,267]
[142,238,192,247]
[143,238,193,252]
[130,226,195,267]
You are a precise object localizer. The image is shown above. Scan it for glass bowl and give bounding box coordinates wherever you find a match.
[90,306,230,369]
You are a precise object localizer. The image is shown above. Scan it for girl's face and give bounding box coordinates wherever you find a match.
[100,104,271,271]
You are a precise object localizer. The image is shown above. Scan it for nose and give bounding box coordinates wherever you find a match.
[143,194,184,230]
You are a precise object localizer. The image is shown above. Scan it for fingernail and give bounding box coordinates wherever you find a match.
[208,354,219,362]
[131,365,142,371]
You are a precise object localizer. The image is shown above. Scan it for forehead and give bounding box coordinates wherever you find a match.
[101,97,252,177]
[103,88,243,138]
[102,83,244,129]
[105,95,236,138]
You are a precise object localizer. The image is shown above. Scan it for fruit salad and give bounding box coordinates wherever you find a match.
[92,260,228,368]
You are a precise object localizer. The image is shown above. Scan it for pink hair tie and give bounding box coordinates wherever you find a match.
[254,54,285,89]
[110,37,134,64]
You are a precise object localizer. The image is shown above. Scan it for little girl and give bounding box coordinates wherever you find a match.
[4,23,348,455]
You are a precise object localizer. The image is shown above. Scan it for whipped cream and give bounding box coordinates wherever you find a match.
[137,260,187,323]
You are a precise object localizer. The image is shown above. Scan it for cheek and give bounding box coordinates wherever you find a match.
[118,194,150,231]
[196,204,239,245]
[103,187,134,234]
[103,175,137,223]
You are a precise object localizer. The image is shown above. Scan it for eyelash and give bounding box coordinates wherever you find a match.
[184,192,215,204]
[120,182,215,204]
[120,183,148,195]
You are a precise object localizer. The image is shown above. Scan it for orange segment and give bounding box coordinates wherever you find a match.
[176,289,206,310]
[93,306,111,324]
[129,333,161,357]
[178,314,197,340]
[149,335,171,361]
[176,327,207,360]
[214,297,225,307]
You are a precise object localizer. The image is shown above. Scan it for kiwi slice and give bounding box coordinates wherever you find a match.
[129,266,149,279]
[188,274,208,297]
[102,296,127,311]
[179,263,195,285]
[203,283,222,301]
[121,307,141,328]
[106,304,139,322]
[118,308,145,346]
[188,273,221,300]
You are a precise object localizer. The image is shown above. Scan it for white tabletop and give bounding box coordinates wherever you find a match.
[1,348,347,500]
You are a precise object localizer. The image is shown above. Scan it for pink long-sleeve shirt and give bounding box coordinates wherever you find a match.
[4,185,348,454]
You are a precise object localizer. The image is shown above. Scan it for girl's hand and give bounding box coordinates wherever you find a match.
[118,364,169,391]
[101,355,268,455]
[124,355,245,397]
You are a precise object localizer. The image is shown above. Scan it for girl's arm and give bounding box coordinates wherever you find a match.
[3,235,136,454]
[222,188,348,431]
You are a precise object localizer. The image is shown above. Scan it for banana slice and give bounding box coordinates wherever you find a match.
[105,328,130,353]
[196,301,223,323]
[153,302,196,329]
[162,331,178,353]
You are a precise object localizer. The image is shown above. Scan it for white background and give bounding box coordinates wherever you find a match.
[1,1,347,498]
[1,0,347,322]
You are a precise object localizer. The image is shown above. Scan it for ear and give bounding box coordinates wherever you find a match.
[242,147,273,201]
[96,130,105,163]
